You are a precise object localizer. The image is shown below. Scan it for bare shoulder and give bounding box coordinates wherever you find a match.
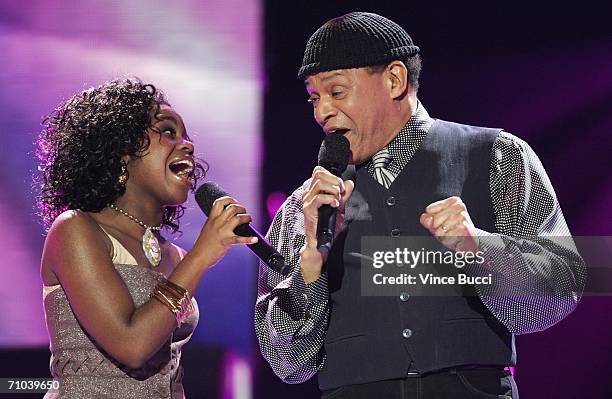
[41,210,112,283]
[46,210,107,246]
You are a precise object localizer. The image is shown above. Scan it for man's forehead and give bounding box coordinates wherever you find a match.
[305,69,355,87]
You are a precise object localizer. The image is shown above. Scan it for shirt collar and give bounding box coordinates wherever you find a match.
[386,100,433,159]
[363,100,434,174]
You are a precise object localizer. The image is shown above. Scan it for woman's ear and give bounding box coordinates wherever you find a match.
[120,154,130,166]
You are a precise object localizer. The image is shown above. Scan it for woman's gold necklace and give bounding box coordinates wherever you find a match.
[108,204,162,267]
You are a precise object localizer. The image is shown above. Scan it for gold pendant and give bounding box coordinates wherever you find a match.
[142,227,161,267]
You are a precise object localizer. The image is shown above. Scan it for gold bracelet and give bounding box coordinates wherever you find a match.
[150,278,194,327]
[153,289,179,312]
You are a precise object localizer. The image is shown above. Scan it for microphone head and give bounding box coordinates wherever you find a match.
[318,134,350,176]
[195,181,229,216]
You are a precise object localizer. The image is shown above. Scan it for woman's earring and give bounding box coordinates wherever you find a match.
[118,163,128,186]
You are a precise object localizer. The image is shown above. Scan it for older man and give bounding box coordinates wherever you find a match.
[255,12,585,399]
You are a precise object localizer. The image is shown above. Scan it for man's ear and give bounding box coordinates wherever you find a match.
[385,60,409,100]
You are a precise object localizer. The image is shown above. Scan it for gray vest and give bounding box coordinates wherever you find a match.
[318,119,515,390]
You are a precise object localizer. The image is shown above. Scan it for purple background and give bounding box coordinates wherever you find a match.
[0,1,611,398]
[1,0,261,397]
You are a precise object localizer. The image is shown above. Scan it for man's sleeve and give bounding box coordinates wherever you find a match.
[470,131,587,334]
[254,184,330,383]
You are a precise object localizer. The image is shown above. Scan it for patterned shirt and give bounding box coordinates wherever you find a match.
[254,101,586,384]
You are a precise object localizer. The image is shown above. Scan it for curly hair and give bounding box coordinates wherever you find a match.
[35,77,207,232]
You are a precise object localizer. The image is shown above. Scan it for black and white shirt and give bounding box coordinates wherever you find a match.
[255,102,586,384]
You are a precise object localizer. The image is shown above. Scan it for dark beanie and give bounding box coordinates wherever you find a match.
[298,12,420,80]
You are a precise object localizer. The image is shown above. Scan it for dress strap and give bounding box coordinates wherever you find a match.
[97,225,139,266]
[42,284,61,300]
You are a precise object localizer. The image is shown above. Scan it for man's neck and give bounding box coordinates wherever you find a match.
[383,93,418,147]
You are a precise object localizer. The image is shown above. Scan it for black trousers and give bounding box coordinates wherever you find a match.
[321,368,517,399]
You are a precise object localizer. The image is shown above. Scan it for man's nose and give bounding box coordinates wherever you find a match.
[314,96,336,127]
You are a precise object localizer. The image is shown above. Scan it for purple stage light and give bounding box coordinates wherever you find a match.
[266,191,288,221]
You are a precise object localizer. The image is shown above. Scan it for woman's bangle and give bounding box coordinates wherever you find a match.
[150,278,195,327]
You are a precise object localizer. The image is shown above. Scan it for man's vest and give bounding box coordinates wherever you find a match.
[318,120,515,390]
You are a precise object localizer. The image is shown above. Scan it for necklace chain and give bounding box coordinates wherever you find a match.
[108,204,162,231]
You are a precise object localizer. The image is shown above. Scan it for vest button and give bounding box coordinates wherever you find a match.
[402,328,413,339]
[399,292,410,302]
[386,196,396,206]
[390,229,401,236]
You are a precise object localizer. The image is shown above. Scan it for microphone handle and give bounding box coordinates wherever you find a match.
[316,204,337,253]
[234,223,290,275]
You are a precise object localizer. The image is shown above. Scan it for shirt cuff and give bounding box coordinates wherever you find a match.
[276,265,328,319]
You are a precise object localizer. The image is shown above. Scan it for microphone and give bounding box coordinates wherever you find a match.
[195,182,290,276]
[316,134,350,253]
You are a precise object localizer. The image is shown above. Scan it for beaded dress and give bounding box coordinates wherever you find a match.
[42,229,198,398]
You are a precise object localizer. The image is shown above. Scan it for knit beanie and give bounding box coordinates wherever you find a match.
[298,12,420,80]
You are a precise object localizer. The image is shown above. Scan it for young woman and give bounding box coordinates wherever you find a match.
[36,78,256,398]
